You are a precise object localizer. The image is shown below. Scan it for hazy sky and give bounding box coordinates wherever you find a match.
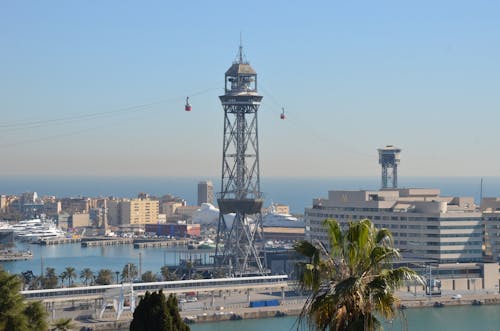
[1,1,499,178]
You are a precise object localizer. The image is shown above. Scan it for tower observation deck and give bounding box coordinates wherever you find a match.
[378,145,402,189]
[215,44,265,276]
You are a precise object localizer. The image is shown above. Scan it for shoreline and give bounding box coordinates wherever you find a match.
[67,291,500,330]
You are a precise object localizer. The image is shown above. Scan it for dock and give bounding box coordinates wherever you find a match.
[39,237,82,245]
[0,250,33,261]
[133,239,188,249]
[81,238,134,247]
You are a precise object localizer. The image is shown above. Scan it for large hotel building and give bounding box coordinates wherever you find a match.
[305,188,483,264]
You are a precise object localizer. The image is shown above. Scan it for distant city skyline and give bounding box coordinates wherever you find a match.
[1,1,499,177]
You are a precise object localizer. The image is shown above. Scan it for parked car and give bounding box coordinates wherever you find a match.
[452,294,462,299]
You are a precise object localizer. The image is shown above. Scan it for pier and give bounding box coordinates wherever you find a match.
[39,237,82,245]
[81,238,134,247]
[133,239,188,248]
[0,250,33,261]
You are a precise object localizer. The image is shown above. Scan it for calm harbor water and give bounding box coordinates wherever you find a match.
[1,242,213,277]
[191,305,500,331]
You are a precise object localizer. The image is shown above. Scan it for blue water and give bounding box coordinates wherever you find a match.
[191,305,500,331]
[1,242,212,277]
[1,176,499,214]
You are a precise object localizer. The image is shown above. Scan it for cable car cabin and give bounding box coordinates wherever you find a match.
[280,113,285,120]
[185,97,192,111]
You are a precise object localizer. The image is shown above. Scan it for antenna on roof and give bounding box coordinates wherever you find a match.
[239,31,243,64]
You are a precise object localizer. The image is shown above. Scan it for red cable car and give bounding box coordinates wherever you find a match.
[185,96,192,111]
[280,107,285,120]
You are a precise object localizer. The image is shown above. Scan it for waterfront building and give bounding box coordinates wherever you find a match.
[120,198,159,225]
[305,188,482,264]
[197,180,214,206]
[481,197,500,262]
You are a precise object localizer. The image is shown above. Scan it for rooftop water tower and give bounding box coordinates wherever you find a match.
[378,145,401,189]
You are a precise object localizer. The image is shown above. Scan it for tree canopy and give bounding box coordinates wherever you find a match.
[0,267,48,331]
[295,219,423,331]
[130,290,190,331]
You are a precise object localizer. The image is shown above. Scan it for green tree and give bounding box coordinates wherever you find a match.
[295,219,423,331]
[160,266,179,281]
[95,269,113,285]
[130,291,190,331]
[64,267,77,286]
[24,301,49,331]
[141,271,157,282]
[122,263,138,282]
[0,267,48,331]
[80,268,94,286]
[51,318,74,331]
[42,267,58,289]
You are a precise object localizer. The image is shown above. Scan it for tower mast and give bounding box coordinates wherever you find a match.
[215,43,265,276]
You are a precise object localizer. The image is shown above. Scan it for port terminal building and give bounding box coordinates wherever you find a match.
[305,188,500,291]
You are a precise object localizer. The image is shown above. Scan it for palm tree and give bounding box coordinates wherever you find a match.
[79,268,94,286]
[121,263,138,282]
[65,267,77,287]
[59,271,67,288]
[295,219,423,331]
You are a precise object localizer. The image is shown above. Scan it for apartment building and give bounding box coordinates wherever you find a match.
[305,188,482,264]
[120,198,159,225]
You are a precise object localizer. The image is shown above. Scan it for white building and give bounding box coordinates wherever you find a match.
[305,188,482,264]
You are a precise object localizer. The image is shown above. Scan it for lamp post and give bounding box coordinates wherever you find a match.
[115,271,120,284]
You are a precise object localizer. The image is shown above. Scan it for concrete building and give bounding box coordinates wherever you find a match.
[305,188,482,264]
[481,197,500,261]
[60,197,91,214]
[120,198,159,225]
[160,201,184,217]
[0,195,7,212]
[197,181,214,206]
[70,213,91,228]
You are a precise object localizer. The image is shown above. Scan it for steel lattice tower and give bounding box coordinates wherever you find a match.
[215,44,265,276]
[378,145,402,189]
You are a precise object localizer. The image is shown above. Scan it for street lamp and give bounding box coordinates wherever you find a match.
[115,271,120,284]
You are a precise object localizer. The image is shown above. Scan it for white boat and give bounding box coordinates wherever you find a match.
[262,204,304,228]
[12,219,66,243]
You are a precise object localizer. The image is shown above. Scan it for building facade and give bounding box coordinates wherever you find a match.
[481,197,500,261]
[305,188,482,264]
[119,198,159,225]
[197,181,214,206]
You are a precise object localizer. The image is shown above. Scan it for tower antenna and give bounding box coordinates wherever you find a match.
[239,32,243,63]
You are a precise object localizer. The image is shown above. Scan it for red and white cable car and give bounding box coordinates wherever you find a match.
[185,96,192,111]
[280,107,285,120]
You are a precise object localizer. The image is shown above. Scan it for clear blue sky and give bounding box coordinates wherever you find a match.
[1,1,499,177]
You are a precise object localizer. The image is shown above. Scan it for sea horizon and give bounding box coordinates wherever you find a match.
[1,175,500,214]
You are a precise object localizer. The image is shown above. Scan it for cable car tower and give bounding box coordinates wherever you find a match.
[215,43,265,276]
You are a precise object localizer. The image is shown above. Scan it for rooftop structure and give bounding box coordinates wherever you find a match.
[378,145,401,189]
